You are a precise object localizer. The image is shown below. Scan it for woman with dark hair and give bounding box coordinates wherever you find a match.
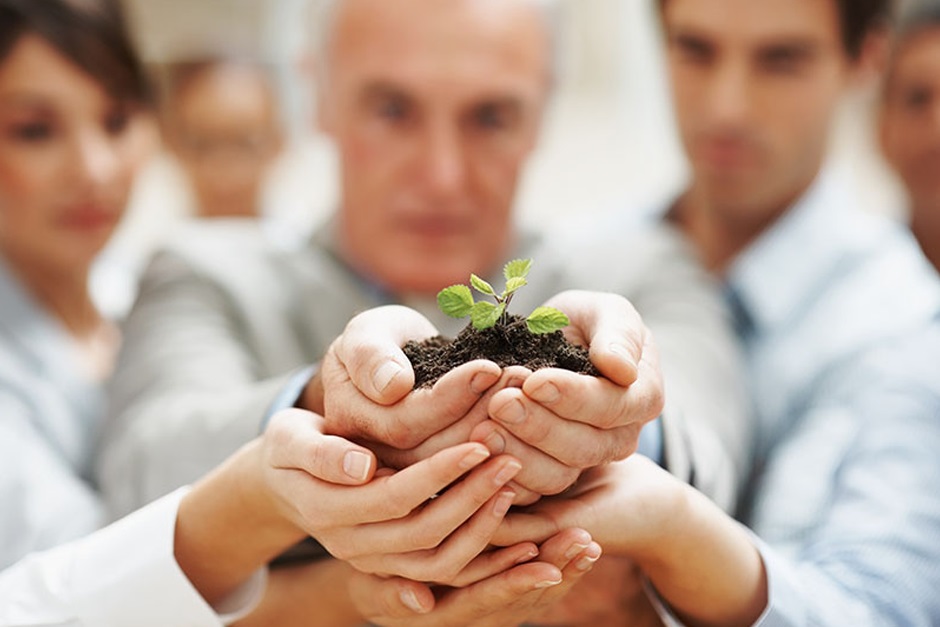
[0,1,598,625]
[0,0,152,569]
[880,0,940,272]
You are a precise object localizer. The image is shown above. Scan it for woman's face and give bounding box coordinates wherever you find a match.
[0,34,148,275]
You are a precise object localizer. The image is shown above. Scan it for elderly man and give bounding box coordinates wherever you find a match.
[99,0,748,623]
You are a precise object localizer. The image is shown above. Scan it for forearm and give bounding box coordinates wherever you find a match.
[233,560,362,627]
[638,484,766,627]
[174,440,306,605]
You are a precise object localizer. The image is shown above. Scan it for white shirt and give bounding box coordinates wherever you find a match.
[0,488,265,626]
[0,256,108,568]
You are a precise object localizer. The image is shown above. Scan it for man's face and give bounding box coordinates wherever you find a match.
[881,27,940,216]
[319,0,550,294]
[663,0,855,226]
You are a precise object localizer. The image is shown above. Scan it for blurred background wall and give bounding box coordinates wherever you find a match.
[107,0,906,277]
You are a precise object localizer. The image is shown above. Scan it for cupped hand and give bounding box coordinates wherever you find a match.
[479,291,664,495]
[319,305,503,453]
[260,408,534,585]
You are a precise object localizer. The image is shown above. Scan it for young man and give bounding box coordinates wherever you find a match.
[880,0,940,273]
[485,1,940,625]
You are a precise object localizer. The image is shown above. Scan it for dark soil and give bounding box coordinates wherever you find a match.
[403,314,601,389]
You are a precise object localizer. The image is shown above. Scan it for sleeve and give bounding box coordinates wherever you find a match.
[646,341,940,627]
[628,228,752,513]
[96,250,299,519]
[745,365,940,627]
[0,388,103,569]
[0,488,266,627]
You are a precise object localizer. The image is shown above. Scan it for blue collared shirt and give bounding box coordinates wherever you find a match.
[0,257,104,569]
[724,172,940,625]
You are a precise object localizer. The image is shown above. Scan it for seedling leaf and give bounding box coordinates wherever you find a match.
[438,285,475,318]
[526,306,570,334]
[471,301,506,330]
[504,259,533,281]
[470,274,497,297]
[505,277,528,296]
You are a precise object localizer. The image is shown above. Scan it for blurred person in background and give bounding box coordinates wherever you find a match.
[0,3,596,624]
[98,0,752,623]
[485,0,940,625]
[880,0,940,272]
[159,56,285,220]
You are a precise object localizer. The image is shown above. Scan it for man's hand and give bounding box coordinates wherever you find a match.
[258,408,536,586]
[348,528,602,627]
[477,291,665,495]
[319,305,504,456]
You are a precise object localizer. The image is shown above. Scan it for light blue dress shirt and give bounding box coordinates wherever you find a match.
[723,172,940,625]
[0,257,105,569]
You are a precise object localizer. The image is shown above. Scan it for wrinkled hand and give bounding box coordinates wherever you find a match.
[348,528,602,627]
[476,291,665,496]
[260,408,535,585]
[319,305,506,462]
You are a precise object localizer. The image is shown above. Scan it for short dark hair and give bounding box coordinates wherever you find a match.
[0,0,150,106]
[894,0,940,42]
[656,0,894,59]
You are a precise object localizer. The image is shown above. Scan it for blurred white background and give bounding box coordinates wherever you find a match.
[106,0,906,288]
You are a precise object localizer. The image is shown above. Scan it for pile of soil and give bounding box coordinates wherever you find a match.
[403,314,601,389]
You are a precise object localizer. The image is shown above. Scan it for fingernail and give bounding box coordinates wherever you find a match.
[470,370,499,394]
[494,460,522,486]
[514,547,539,564]
[400,589,427,614]
[373,360,404,393]
[343,450,372,481]
[492,490,515,517]
[609,343,637,369]
[494,398,526,424]
[564,542,591,560]
[576,554,600,571]
[574,543,601,572]
[506,376,526,389]
[483,431,506,454]
[529,382,560,404]
[533,577,563,589]
[459,445,491,470]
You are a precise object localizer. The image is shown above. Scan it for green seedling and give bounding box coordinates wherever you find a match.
[437,259,570,334]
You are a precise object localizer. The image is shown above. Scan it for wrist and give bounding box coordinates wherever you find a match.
[298,368,325,415]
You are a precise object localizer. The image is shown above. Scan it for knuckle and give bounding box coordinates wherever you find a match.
[539,467,580,496]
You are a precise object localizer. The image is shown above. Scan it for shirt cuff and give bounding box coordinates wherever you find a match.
[637,417,664,465]
[260,364,319,432]
[67,488,266,626]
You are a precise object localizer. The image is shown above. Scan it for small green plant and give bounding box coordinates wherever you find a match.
[437,259,570,334]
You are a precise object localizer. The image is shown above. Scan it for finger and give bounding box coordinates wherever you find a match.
[470,420,579,496]
[370,364,523,467]
[543,290,645,387]
[520,367,664,431]
[340,456,521,569]
[489,387,642,468]
[265,408,377,484]
[349,572,436,619]
[492,509,563,547]
[336,359,503,451]
[325,442,494,527]
[334,305,438,404]
[433,561,565,617]
[447,542,541,588]
[535,528,600,572]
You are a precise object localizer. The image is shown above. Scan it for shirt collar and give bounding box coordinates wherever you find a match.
[724,170,865,334]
